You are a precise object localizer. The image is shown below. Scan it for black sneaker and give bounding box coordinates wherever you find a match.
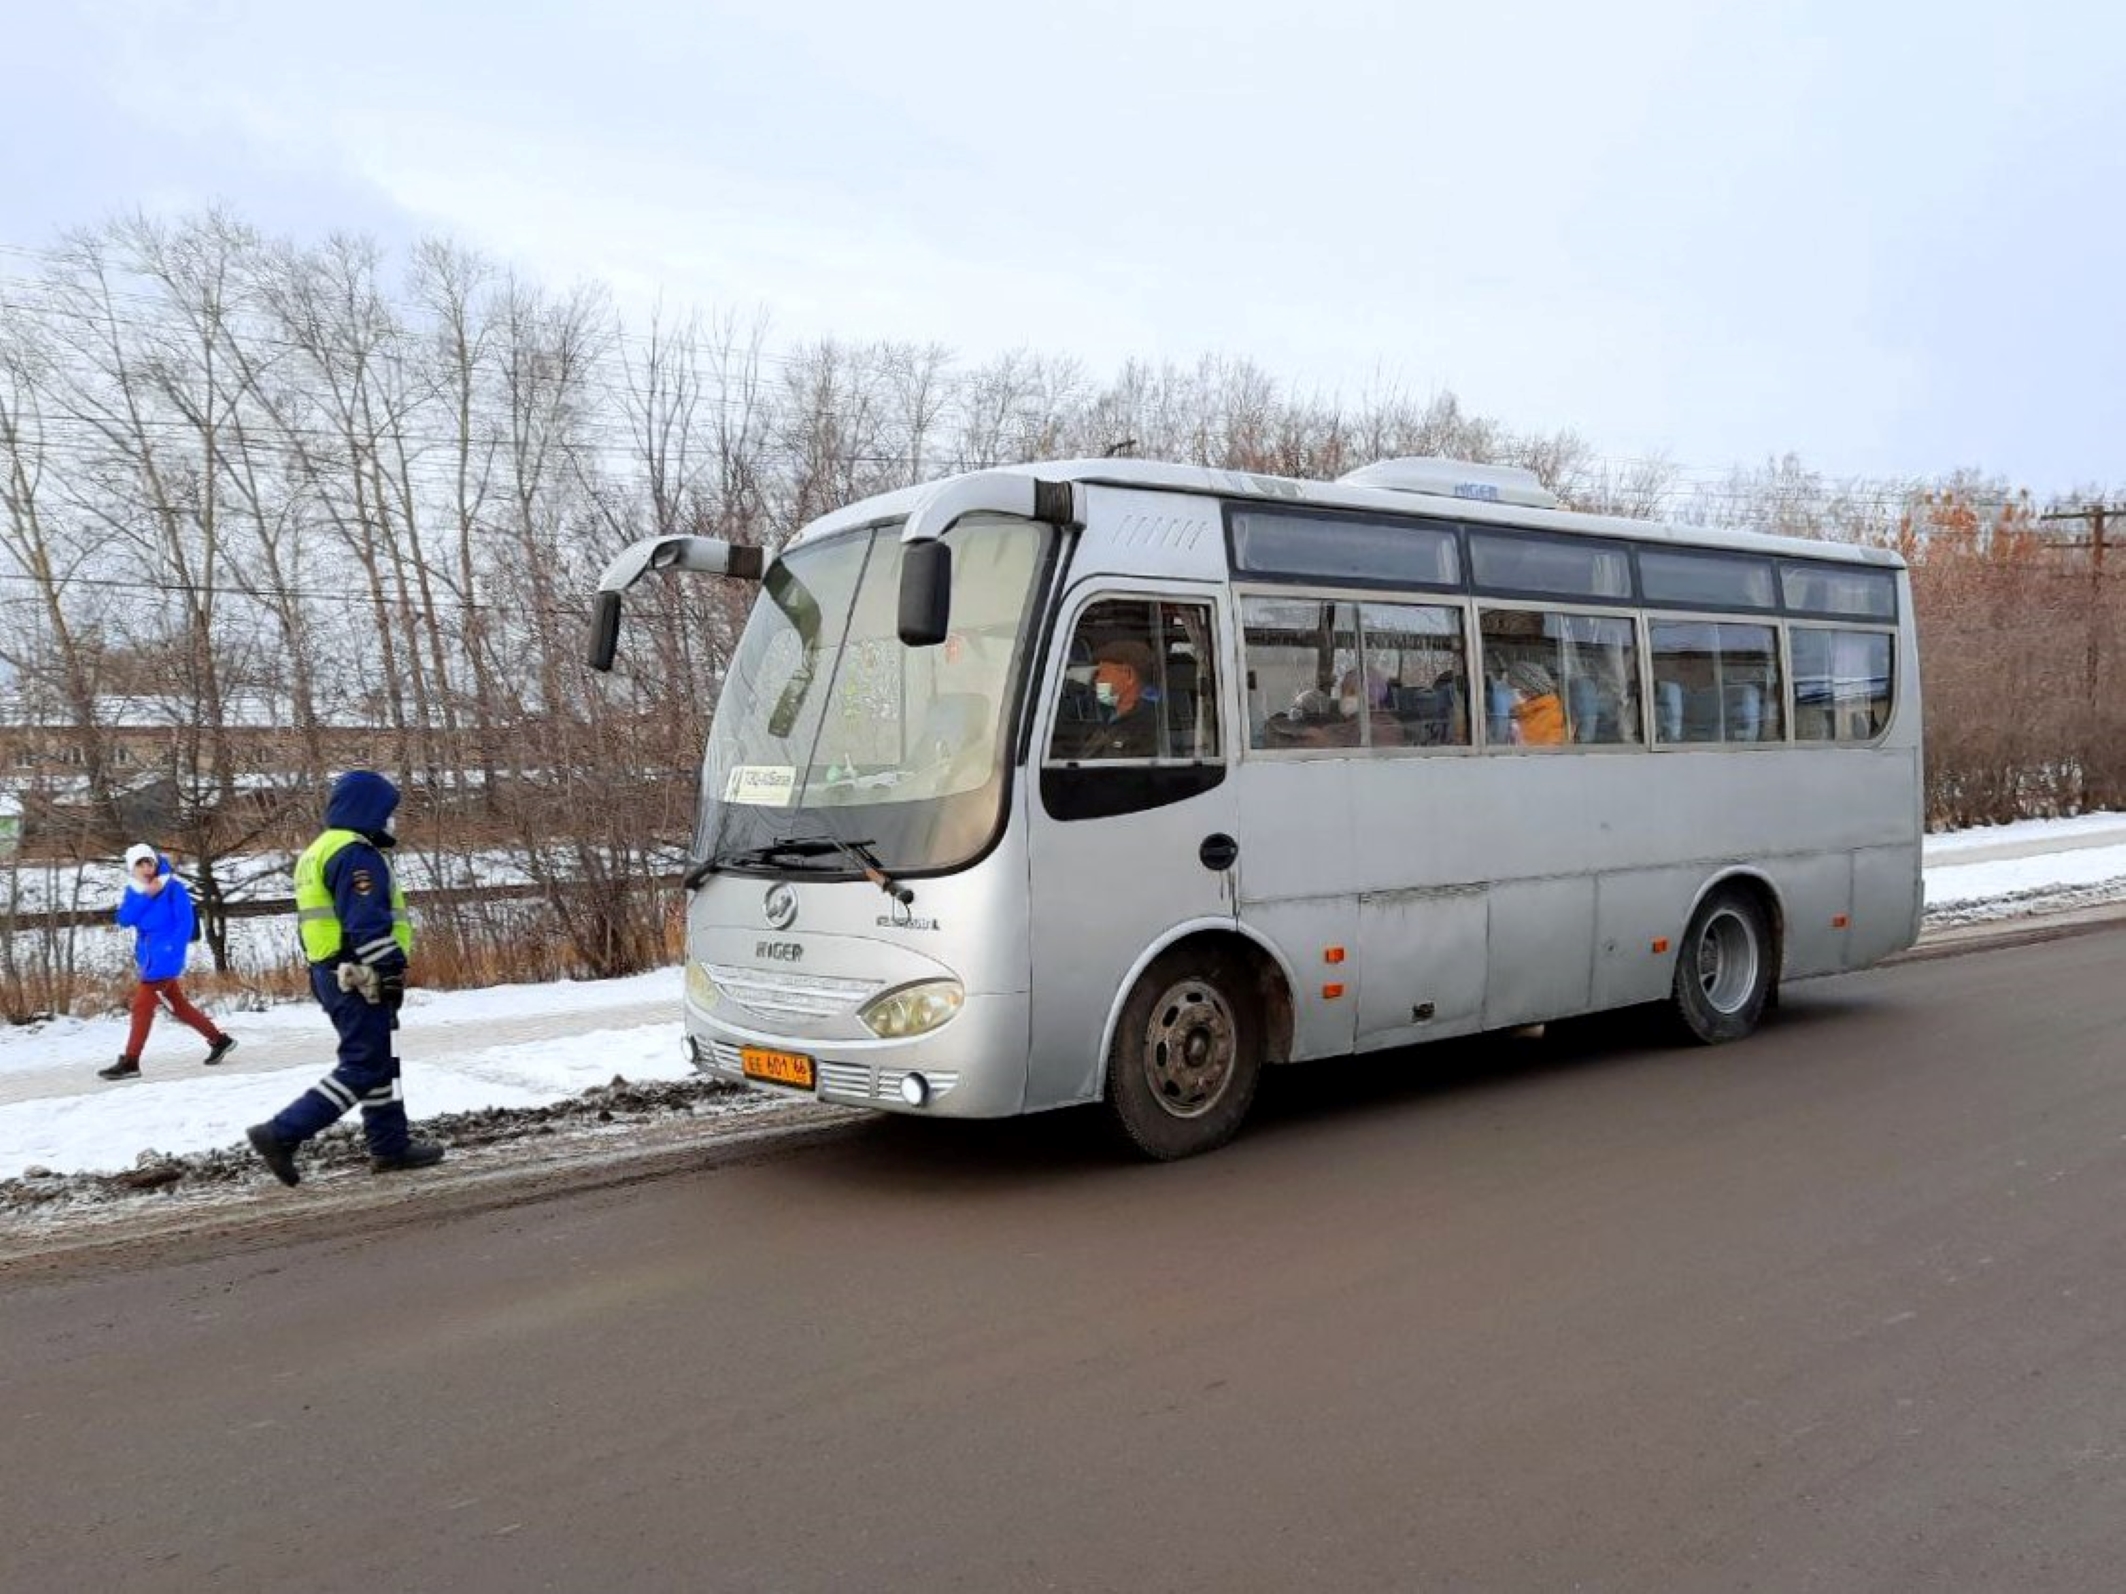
[246,1124,301,1187]
[204,1035,238,1066]
[371,1141,445,1175]
[97,1056,140,1082]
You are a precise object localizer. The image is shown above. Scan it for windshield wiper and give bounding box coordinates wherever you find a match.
[683,841,810,888]
[814,834,916,906]
[696,835,915,904]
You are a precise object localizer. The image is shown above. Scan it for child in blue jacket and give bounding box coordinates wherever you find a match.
[98,843,237,1081]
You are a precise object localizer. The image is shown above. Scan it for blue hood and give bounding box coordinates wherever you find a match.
[326,770,400,838]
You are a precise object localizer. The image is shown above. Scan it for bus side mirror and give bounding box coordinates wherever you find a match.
[899,540,952,647]
[587,590,623,672]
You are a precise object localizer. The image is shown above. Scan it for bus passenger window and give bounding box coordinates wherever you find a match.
[1478,609,1639,748]
[1157,602,1222,761]
[1651,622,1782,745]
[1244,596,1362,750]
[1357,602,1469,748]
[1792,628,1891,742]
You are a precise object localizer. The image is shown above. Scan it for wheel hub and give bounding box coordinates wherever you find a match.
[1696,907,1760,1015]
[1140,979,1238,1120]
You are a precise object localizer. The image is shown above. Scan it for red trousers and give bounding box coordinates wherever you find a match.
[127,978,224,1060]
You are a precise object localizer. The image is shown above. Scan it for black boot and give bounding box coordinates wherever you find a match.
[246,1124,301,1187]
[204,1035,238,1066]
[371,1140,445,1175]
[97,1055,140,1081]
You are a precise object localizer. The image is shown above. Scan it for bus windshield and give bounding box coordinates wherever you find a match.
[698,514,1053,877]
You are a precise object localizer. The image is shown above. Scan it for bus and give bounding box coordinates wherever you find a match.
[588,456,1921,1159]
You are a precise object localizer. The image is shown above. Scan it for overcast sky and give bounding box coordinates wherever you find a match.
[5,1,2121,497]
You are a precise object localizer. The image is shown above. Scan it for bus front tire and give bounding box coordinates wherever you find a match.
[1670,887,1774,1044]
[1104,951,1263,1160]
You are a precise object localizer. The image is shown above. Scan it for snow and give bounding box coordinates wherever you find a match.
[1922,812,2126,857]
[1921,813,2126,907]
[1925,843,2126,907]
[0,967,681,1078]
[0,971,699,1180]
[2,814,2122,1182]
[0,1025,693,1181]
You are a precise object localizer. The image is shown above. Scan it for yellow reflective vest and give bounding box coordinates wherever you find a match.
[293,829,414,965]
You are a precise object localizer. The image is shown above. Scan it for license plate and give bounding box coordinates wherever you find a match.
[740,1047,816,1089]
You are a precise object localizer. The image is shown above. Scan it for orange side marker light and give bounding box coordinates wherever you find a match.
[1652,937,1670,955]
[1322,983,1345,1000]
[1324,946,1346,965]
[1832,914,1850,929]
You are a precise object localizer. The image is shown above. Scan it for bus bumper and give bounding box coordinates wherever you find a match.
[682,992,1032,1118]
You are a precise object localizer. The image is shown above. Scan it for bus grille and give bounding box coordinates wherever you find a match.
[706,1043,961,1106]
[704,963,880,1022]
[815,1060,962,1104]
[817,1061,872,1098]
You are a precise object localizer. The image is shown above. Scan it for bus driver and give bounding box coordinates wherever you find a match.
[1069,637,1161,760]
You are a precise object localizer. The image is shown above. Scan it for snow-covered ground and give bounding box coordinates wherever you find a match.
[3,814,2123,1182]
[1920,812,2126,909]
[0,971,701,1180]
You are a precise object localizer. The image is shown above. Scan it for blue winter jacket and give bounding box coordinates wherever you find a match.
[115,855,195,981]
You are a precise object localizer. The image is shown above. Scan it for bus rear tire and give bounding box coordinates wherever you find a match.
[1670,886,1773,1045]
[1104,950,1262,1160]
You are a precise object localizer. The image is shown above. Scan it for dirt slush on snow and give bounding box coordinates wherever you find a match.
[3,1075,800,1223]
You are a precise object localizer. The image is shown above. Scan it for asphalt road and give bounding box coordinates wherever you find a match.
[5,929,2124,1593]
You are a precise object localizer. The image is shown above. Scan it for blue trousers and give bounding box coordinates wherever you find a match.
[269,965,410,1157]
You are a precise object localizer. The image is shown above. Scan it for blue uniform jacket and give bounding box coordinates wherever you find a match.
[321,771,407,975]
[115,856,194,981]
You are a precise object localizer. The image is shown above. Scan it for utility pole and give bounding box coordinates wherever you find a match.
[2039,503,2117,704]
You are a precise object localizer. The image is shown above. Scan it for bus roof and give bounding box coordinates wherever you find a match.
[789,457,1907,570]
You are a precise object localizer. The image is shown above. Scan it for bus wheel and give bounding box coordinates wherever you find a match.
[1105,951,1263,1160]
[1670,887,1773,1044]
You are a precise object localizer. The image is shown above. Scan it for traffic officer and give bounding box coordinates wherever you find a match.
[248,770,444,1187]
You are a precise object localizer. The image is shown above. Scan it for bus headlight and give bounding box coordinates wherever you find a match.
[685,961,722,1012]
[859,980,964,1038]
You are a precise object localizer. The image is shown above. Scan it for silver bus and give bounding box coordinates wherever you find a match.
[589,456,1921,1158]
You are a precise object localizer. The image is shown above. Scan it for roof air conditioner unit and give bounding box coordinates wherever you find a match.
[1337,457,1560,510]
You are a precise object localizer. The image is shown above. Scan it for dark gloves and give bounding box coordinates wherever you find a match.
[377,967,406,1010]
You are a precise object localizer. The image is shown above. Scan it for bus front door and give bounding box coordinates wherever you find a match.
[1024,587,1240,1112]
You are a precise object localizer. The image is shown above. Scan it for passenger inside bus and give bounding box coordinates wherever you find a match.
[1505,662,1571,745]
[1260,686,1355,748]
[1375,669,1466,746]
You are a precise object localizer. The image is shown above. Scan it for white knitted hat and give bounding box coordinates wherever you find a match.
[124,843,157,872]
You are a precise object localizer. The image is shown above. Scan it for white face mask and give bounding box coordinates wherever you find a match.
[1094,682,1117,710]
[382,811,397,839]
